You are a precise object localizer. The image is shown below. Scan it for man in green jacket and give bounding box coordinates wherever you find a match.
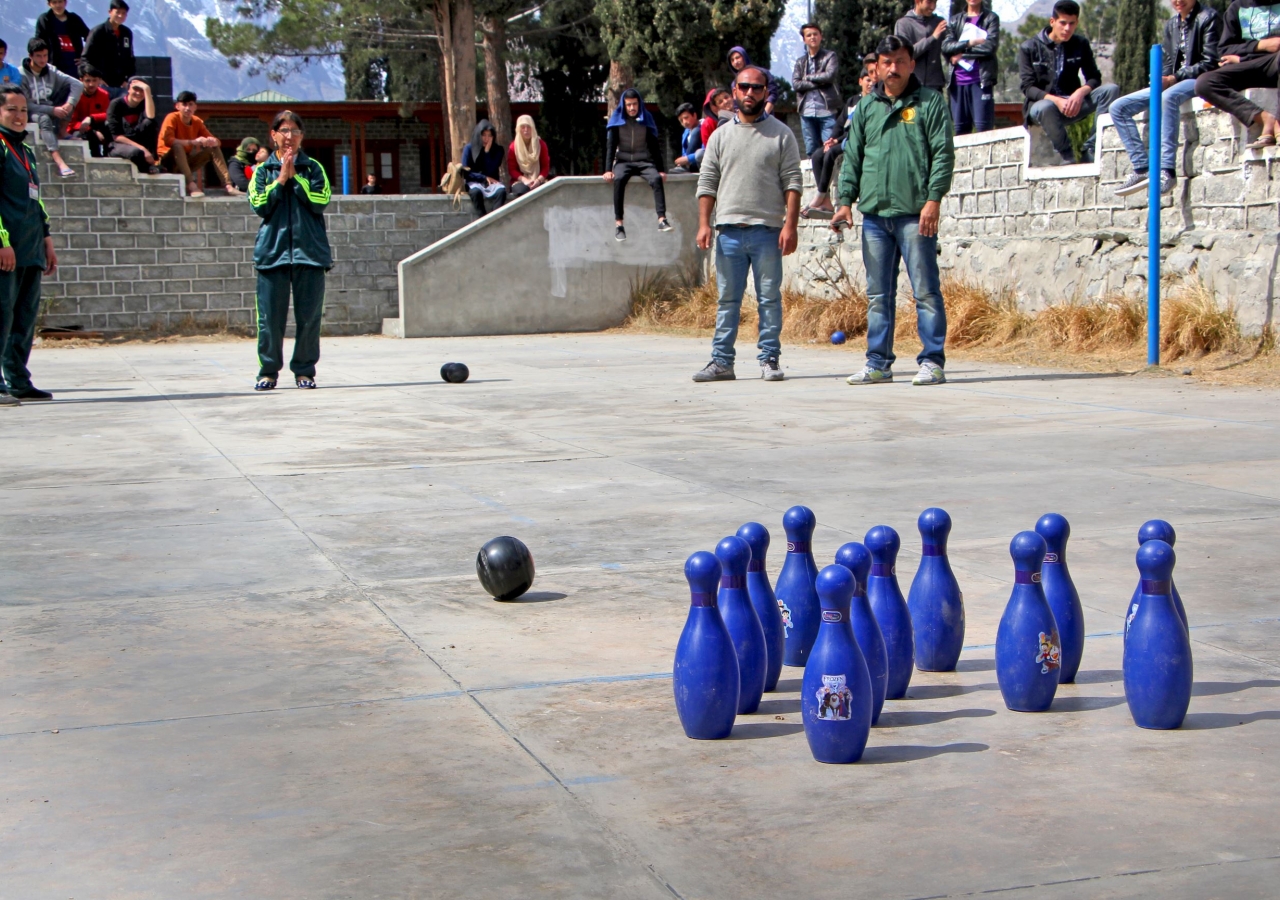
[0,85,58,406]
[832,34,954,386]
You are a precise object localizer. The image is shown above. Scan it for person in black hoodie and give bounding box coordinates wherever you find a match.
[460,119,506,218]
[82,0,134,90]
[941,0,1001,134]
[1018,1,1120,164]
[1195,0,1280,148]
[35,0,91,77]
[602,89,671,241]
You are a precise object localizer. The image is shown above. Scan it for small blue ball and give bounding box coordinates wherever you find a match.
[831,330,847,345]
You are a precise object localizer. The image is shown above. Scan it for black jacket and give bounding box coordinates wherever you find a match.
[461,119,505,185]
[35,10,90,75]
[792,48,841,114]
[82,21,135,87]
[0,124,51,268]
[1163,3,1221,81]
[1018,30,1102,117]
[605,119,664,169]
[105,95,157,151]
[1218,0,1275,61]
[941,9,1002,90]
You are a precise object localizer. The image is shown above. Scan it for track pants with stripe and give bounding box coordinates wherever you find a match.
[255,264,326,380]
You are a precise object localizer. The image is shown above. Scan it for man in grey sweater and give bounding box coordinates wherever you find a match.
[895,0,949,89]
[693,65,802,383]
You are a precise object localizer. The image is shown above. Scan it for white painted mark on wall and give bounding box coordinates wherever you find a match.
[544,205,683,297]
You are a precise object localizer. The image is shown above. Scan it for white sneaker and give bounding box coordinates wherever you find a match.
[0,392,20,407]
[912,361,946,385]
[846,364,893,385]
[760,357,784,381]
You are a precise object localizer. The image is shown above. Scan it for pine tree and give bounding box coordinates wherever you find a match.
[1112,0,1157,93]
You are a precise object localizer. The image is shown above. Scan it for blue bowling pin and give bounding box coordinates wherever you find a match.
[865,525,914,699]
[1035,513,1085,683]
[907,508,966,672]
[995,531,1061,712]
[802,564,874,763]
[776,506,821,667]
[1124,540,1193,729]
[716,535,767,715]
[1126,520,1188,639]
[835,542,888,725]
[673,551,739,739]
[736,522,785,692]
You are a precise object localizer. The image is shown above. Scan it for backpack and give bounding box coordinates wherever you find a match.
[439,161,466,206]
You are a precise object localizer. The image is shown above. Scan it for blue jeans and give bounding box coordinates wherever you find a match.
[712,225,783,366]
[862,214,946,370]
[801,115,838,156]
[1028,83,1121,160]
[1109,79,1198,175]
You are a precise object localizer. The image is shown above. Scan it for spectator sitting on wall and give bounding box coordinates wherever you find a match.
[832,34,955,387]
[802,63,875,217]
[71,65,110,157]
[0,40,22,89]
[461,118,506,218]
[1195,0,1279,149]
[158,90,239,197]
[1113,0,1220,197]
[896,0,948,91]
[726,46,778,114]
[228,137,261,191]
[20,38,82,178]
[1018,0,1120,164]
[0,85,59,406]
[671,103,702,173]
[941,0,1001,134]
[105,75,158,173]
[83,0,134,92]
[508,114,550,197]
[35,0,90,79]
[793,22,841,156]
[603,88,671,241]
[700,88,731,148]
[360,173,380,194]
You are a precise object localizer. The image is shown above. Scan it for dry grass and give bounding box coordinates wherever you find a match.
[1036,294,1146,351]
[1160,278,1244,359]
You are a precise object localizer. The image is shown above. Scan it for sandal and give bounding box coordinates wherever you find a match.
[254,377,277,391]
[295,375,316,389]
[58,165,75,178]
[1247,133,1276,150]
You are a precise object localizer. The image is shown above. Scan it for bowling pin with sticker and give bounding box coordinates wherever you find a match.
[995,531,1061,712]
[1035,513,1084,683]
[673,551,739,739]
[835,542,888,725]
[865,525,914,699]
[1123,540,1193,729]
[801,564,874,763]
[776,506,821,667]
[1126,520,1188,640]
[716,535,767,715]
[736,522,785,692]
[907,507,966,672]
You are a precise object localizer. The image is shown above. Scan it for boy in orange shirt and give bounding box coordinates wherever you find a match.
[157,90,238,197]
[72,65,111,156]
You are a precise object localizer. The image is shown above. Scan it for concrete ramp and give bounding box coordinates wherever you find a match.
[391,175,701,338]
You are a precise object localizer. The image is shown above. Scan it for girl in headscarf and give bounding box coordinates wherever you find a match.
[228,136,260,191]
[506,114,550,199]
[602,88,671,242]
[461,118,506,218]
[700,88,731,148]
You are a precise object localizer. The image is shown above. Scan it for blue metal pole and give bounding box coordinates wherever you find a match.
[1147,44,1162,366]
[342,154,350,195]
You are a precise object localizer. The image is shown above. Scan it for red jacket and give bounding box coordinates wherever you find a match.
[506,138,550,181]
[73,86,111,127]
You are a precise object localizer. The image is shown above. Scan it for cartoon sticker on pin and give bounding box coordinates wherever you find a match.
[1036,631,1061,674]
[814,674,853,721]
[1125,603,1137,634]
[779,597,793,636]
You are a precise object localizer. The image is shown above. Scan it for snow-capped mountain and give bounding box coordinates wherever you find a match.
[1,0,343,100]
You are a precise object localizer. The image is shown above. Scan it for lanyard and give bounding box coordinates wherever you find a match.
[0,134,32,178]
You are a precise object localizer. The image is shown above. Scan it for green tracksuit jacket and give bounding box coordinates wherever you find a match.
[0,124,50,266]
[836,75,955,218]
[248,149,333,270]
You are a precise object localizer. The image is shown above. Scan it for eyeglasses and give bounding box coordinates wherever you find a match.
[274,128,302,137]
[736,82,767,93]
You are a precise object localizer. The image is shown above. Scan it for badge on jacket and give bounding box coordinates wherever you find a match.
[29,182,39,200]
[901,107,917,124]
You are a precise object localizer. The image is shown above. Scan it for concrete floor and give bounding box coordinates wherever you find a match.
[2,333,1278,899]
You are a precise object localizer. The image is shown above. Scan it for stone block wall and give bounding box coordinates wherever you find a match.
[789,96,1279,335]
[33,138,472,334]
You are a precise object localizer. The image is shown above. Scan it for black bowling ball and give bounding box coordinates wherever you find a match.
[441,362,470,383]
[476,536,535,601]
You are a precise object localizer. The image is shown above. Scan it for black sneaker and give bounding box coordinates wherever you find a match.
[692,360,735,382]
[657,217,674,232]
[760,357,784,381]
[615,225,627,242]
[10,386,52,401]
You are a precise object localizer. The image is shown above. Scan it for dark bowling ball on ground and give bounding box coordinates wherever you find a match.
[476,536,535,601]
[441,362,470,383]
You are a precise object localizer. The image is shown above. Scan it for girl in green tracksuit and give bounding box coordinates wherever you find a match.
[247,110,332,390]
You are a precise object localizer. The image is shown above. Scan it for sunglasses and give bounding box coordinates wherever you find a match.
[736,82,767,93]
